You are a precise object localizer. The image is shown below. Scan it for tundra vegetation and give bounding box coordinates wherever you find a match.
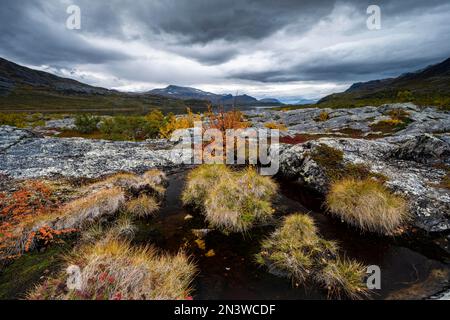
[27,238,195,300]
[308,143,407,235]
[256,213,369,299]
[182,165,277,233]
[0,169,180,301]
[326,178,409,235]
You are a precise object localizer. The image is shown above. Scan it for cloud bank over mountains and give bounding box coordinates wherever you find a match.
[1,0,449,102]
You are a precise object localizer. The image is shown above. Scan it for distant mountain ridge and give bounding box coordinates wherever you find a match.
[318,57,450,109]
[0,57,112,96]
[0,57,210,113]
[148,85,282,106]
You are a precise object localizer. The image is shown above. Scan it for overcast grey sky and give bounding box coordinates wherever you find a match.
[1,0,449,102]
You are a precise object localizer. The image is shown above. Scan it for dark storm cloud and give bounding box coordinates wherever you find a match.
[0,1,129,66]
[0,0,449,97]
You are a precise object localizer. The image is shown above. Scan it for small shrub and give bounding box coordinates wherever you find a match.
[310,144,344,180]
[27,238,196,300]
[397,90,413,102]
[205,107,250,133]
[326,178,408,235]
[74,114,100,134]
[315,111,330,122]
[0,113,27,127]
[182,165,277,233]
[370,118,409,133]
[0,181,65,261]
[387,109,410,121]
[99,112,166,140]
[315,258,369,300]
[126,195,159,218]
[264,122,287,131]
[159,108,201,138]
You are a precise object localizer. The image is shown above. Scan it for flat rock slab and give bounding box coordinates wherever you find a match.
[0,126,185,179]
[246,103,450,135]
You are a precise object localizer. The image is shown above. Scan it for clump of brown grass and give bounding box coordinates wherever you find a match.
[256,214,337,283]
[126,195,159,218]
[264,122,287,131]
[315,258,369,300]
[326,178,408,235]
[315,111,330,122]
[90,170,167,198]
[182,164,233,209]
[49,187,125,230]
[256,213,369,299]
[182,165,277,233]
[27,238,196,300]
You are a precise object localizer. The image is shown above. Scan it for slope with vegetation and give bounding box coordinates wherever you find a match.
[0,57,208,114]
[316,57,450,110]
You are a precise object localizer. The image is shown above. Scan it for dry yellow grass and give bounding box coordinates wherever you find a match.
[264,122,287,131]
[183,165,277,233]
[316,111,330,122]
[257,213,369,299]
[257,214,337,283]
[89,170,166,198]
[182,164,233,209]
[58,187,125,229]
[315,258,370,300]
[326,178,408,235]
[27,238,196,300]
[126,195,159,218]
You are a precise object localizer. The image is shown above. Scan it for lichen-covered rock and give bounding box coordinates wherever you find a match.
[246,103,450,135]
[0,126,38,152]
[0,126,188,179]
[390,134,450,165]
[279,135,450,233]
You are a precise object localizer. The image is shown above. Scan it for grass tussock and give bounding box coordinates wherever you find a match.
[264,122,287,131]
[126,195,159,218]
[27,238,196,300]
[326,178,408,235]
[256,214,337,282]
[315,258,369,300]
[257,213,369,299]
[92,170,167,198]
[315,111,330,122]
[52,187,125,230]
[182,165,277,233]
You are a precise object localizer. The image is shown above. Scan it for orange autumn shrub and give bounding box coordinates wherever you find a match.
[204,107,250,132]
[0,181,75,262]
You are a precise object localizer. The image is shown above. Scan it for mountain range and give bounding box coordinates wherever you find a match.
[148,85,282,106]
[318,57,450,109]
[0,57,281,113]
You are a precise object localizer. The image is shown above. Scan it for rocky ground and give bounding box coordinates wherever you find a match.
[0,103,449,299]
[0,103,449,236]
